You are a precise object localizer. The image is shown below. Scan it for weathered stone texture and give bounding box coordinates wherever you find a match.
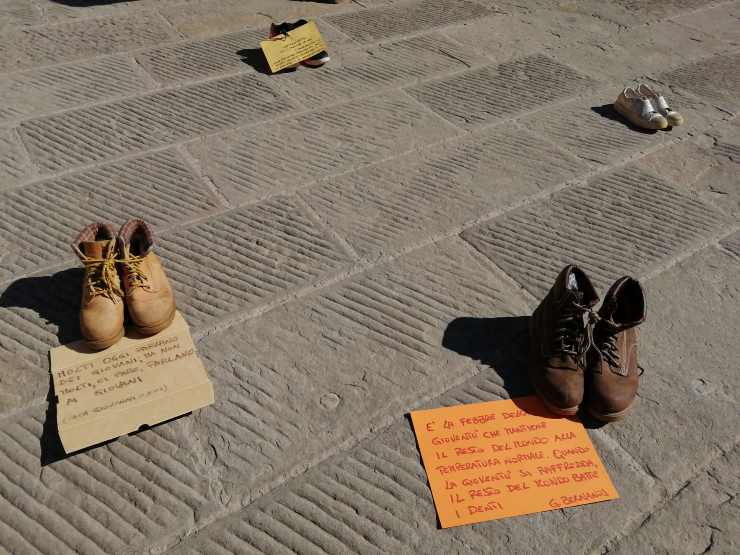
[0,13,175,73]
[462,166,730,298]
[0,57,151,125]
[325,0,493,42]
[19,74,295,173]
[190,91,458,205]
[407,55,598,128]
[304,124,587,259]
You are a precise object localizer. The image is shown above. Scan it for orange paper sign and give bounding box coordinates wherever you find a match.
[411,396,618,527]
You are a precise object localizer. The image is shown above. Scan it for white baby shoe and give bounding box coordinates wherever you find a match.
[636,84,684,127]
[614,87,668,130]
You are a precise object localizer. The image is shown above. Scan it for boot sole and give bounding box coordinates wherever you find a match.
[527,319,580,417]
[133,306,176,337]
[614,101,668,130]
[85,327,125,351]
[538,394,579,417]
[586,401,635,423]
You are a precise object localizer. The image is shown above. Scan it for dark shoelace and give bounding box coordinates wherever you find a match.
[594,327,620,368]
[552,296,588,360]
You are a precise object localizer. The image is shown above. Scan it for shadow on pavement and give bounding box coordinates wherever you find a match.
[0,267,84,346]
[0,268,92,464]
[443,315,532,398]
[237,48,301,75]
[591,104,661,135]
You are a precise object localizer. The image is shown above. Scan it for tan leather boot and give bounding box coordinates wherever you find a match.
[586,277,646,422]
[117,219,176,336]
[72,223,125,350]
[529,265,599,415]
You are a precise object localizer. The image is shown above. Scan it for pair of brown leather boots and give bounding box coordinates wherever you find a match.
[71,220,176,350]
[529,265,646,422]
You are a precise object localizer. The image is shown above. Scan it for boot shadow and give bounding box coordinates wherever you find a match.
[0,267,88,464]
[442,315,533,398]
[0,267,84,345]
[237,48,299,75]
[442,315,606,427]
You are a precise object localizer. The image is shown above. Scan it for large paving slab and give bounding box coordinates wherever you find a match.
[461,165,731,298]
[442,9,621,63]
[659,52,740,111]
[611,445,740,554]
[551,18,730,83]
[160,195,352,329]
[188,90,459,206]
[19,73,296,174]
[674,0,740,44]
[0,12,177,73]
[0,149,220,285]
[303,124,588,259]
[407,54,599,129]
[636,128,740,221]
[324,0,493,42]
[184,239,530,505]
[274,32,488,107]
[0,56,153,125]
[0,404,220,555]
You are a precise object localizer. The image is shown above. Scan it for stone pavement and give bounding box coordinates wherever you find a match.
[0,0,738,552]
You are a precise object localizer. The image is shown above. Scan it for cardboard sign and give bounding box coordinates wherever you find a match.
[411,396,618,527]
[260,20,327,73]
[50,312,214,453]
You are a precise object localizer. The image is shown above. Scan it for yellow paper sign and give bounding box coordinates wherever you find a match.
[410,396,619,527]
[50,312,214,453]
[260,20,327,73]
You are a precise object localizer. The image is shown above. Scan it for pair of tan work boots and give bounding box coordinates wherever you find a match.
[71,220,176,350]
[529,265,646,422]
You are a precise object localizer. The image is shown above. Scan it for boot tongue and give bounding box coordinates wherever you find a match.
[80,240,113,259]
[563,271,584,307]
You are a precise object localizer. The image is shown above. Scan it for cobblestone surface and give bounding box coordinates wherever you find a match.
[0,1,738,553]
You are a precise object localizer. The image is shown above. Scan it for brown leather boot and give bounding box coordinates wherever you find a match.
[117,219,176,336]
[586,277,646,422]
[529,265,599,415]
[72,223,125,350]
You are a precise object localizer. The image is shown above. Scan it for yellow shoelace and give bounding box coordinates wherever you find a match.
[118,253,149,289]
[82,254,123,302]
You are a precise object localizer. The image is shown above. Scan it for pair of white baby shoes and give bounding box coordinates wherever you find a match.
[614,84,684,130]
